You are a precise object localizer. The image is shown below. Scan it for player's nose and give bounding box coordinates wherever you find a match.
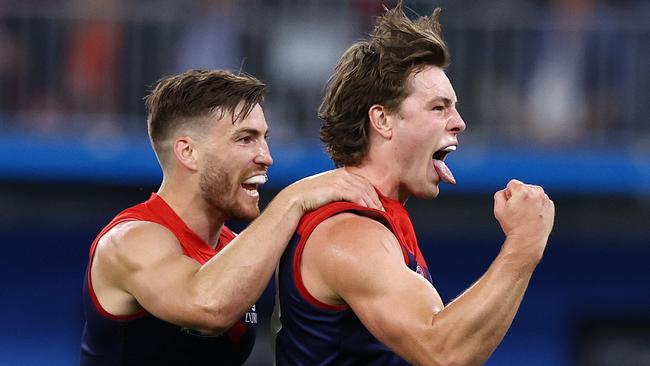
[449,108,466,134]
[255,144,273,167]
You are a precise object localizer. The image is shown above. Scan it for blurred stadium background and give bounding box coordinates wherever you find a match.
[1,0,649,365]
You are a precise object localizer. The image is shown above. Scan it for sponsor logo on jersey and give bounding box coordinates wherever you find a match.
[245,305,257,324]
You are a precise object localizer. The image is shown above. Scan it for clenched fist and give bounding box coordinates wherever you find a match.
[493,179,555,263]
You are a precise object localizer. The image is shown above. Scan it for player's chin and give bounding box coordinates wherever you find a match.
[233,194,261,220]
[242,198,261,217]
[429,186,440,198]
[243,209,261,221]
[426,188,440,199]
[413,182,440,199]
[234,203,261,221]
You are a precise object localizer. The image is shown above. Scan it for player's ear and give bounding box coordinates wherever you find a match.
[368,104,393,139]
[173,136,199,171]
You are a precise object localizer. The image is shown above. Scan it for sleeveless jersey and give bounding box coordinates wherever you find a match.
[80,193,256,366]
[273,192,432,365]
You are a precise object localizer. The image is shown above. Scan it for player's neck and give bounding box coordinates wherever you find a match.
[345,163,402,203]
[157,178,226,248]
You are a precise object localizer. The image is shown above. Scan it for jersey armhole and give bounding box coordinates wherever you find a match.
[87,219,148,321]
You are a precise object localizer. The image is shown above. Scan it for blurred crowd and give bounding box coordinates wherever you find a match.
[0,0,648,148]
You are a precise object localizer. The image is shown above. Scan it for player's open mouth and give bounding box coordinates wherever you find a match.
[241,174,268,197]
[433,145,455,161]
[432,145,457,185]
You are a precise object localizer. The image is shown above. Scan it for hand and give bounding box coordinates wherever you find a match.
[493,179,555,260]
[283,168,384,213]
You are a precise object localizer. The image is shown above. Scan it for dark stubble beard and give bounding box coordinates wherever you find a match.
[199,160,260,221]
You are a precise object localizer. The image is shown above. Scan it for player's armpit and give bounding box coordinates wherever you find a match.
[300,213,447,365]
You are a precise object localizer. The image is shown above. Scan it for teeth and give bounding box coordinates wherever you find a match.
[243,174,268,185]
[442,145,456,152]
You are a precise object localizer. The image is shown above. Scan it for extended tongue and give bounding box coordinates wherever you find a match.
[432,159,456,185]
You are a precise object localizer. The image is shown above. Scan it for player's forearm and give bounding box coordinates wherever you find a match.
[189,190,304,332]
[427,241,539,365]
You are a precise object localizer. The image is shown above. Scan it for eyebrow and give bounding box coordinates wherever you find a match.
[232,127,268,136]
[429,97,457,106]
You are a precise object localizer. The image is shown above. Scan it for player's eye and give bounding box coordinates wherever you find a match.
[238,136,253,144]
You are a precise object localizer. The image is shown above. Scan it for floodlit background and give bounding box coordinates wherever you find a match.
[1,0,648,365]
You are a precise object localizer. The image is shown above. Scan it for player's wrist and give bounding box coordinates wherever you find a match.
[498,238,545,271]
[272,185,307,217]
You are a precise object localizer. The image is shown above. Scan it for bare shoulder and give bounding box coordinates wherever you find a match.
[94,221,182,274]
[302,212,410,304]
[309,212,402,258]
[304,212,405,289]
[91,221,189,315]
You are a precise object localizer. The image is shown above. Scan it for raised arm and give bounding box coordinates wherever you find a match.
[301,179,554,365]
[91,168,383,335]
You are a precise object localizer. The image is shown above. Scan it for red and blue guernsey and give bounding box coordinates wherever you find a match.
[80,193,256,366]
[273,191,432,365]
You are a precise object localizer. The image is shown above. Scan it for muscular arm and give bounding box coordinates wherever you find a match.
[91,169,383,335]
[302,180,554,365]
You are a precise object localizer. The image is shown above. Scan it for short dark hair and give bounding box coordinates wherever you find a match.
[319,1,449,167]
[145,69,266,164]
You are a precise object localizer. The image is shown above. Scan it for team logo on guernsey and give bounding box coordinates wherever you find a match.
[416,264,433,282]
[416,265,425,277]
